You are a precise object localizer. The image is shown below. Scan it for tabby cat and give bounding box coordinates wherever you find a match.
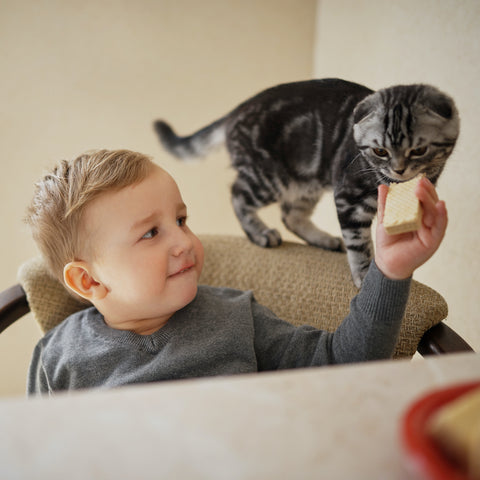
[154,78,459,287]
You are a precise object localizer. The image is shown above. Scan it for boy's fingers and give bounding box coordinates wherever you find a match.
[416,177,438,204]
[416,178,442,228]
[432,200,448,238]
[377,184,388,223]
[418,200,448,247]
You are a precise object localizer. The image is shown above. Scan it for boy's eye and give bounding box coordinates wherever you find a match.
[141,227,158,240]
[176,216,187,227]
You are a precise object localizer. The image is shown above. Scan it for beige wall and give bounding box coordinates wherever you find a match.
[313,0,480,352]
[2,0,478,398]
[0,0,316,396]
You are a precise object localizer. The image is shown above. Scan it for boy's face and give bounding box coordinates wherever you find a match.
[81,165,204,332]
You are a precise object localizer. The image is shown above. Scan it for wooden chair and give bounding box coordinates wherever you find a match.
[0,235,473,357]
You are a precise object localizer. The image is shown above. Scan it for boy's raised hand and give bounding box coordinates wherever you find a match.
[374,177,448,281]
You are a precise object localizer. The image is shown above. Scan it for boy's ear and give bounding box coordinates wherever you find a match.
[63,261,108,301]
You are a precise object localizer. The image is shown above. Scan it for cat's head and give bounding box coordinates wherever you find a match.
[353,84,460,184]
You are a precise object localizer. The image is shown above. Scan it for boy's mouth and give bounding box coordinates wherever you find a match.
[169,263,195,278]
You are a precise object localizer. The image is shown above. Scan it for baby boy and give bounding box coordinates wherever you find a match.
[26,149,447,395]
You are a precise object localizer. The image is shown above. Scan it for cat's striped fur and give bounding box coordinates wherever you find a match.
[154,79,459,286]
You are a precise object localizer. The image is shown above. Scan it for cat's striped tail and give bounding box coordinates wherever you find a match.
[153,117,227,160]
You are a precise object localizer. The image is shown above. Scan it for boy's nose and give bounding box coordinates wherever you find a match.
[170,229,193,257]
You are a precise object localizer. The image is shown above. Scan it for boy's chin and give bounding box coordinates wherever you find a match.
[179,283,199,307]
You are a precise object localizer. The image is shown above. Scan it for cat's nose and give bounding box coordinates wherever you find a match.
[393,168,406,175]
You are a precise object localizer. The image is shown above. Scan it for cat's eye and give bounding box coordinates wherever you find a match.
[410,146,428,157]
[373,147,389,158]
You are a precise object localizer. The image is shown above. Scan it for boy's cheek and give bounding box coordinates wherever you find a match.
[194,237,205,272]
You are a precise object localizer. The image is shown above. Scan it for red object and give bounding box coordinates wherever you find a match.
[401,380,480,480]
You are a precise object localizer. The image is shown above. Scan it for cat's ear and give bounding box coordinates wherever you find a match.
[353,93,378,125]
[420,87,455,120]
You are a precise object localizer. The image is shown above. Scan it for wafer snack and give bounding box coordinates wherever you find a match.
[383,176,423,235]
[427,387,480,479]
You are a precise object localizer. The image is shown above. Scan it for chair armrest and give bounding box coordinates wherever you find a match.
[0,284,30,334]
[417,322,474,356]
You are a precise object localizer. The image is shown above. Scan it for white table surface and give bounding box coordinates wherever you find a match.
[0,351,479,480]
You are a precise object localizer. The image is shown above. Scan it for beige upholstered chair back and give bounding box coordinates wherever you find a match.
[18,235,448,358]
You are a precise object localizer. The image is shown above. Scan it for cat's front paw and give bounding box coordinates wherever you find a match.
[347,253,371,288]
[247,228,282,248]
[352,271,365,288]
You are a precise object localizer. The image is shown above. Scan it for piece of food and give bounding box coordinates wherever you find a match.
[427,387,480,479]
[383,176,423,235]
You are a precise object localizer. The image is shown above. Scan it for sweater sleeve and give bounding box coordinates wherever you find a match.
[252,260,411,370]
[329,260,411,363]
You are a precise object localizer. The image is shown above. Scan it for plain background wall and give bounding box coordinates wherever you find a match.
[1,0,478,397]
[313,0,480,353]
[0,0,316,397]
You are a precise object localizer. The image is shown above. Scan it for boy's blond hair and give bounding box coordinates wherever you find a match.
[26,149,154,286]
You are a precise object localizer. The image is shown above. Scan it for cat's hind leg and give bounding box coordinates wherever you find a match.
[280,185,344,251]
[231,174,282,248]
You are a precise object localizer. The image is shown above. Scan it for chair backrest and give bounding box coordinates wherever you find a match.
[18,234,448,358]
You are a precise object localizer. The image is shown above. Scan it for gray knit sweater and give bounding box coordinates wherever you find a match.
[27,261,410,395]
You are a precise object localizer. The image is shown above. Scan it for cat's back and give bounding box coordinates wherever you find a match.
[227,78,373,124]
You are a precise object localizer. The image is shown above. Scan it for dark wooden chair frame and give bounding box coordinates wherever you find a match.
[0,283,474,356]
